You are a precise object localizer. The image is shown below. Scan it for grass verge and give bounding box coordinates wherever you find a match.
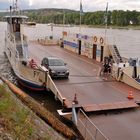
[0,84,65,140]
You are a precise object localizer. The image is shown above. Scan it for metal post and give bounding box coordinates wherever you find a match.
[72,102,77,125]
[94,129,98,140]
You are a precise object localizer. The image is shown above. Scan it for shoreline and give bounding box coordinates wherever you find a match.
[0,79,73,140]
[53,23,140,30]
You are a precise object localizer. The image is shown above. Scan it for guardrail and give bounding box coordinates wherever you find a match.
[77,109,109,140]
[47,74,66,104]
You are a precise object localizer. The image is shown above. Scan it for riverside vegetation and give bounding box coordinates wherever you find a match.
[0,9,140,27]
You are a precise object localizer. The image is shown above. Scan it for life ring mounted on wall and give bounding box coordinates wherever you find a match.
[93,36,97,43]
[100,37,104,44]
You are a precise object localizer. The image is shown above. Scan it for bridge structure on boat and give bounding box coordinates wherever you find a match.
[28,41,140,113]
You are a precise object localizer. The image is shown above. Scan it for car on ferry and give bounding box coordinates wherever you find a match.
[41,57,69,79]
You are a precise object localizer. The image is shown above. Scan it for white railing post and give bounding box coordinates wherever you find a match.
[72,102,77,126]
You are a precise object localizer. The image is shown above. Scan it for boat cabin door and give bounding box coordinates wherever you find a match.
[78,40,81,55]
[12,18,20,33]
[100,46,104,62]
[93,44,97,59]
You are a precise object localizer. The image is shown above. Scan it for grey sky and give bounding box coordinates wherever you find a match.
[0,0,140,11]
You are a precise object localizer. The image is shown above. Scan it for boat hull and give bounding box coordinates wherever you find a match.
[17,76,47,91]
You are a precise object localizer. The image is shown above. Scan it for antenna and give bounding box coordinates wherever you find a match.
[12,0,19,14]
[15,0,18,11]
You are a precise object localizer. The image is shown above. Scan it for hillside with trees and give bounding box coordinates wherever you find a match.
[0,8,140,27]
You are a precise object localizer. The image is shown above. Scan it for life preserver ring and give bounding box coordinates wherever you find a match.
[100,37,104,44]
[93,36,97,42]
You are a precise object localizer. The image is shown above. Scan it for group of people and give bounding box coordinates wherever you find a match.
[29,59,37,68]
[22,58,38,69]
[103,62,112,74]
[29,59,38,69]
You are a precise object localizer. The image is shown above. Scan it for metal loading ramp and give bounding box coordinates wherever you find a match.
[82,101,139,112]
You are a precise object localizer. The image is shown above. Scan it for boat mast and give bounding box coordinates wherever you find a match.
[62,9,65,35]
[63,9,65,26]
[104,2,108,44]
[79,0,83,35]
[12,0,20,14]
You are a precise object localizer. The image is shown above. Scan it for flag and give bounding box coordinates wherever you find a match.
[105,2,108,24]
[80,0,83,15]
[105,2,108,14]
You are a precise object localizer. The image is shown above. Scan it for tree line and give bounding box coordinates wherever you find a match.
[1,9,140,26]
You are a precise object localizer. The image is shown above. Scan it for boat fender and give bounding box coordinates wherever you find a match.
[100,37,104,44]
[93,36,97,43]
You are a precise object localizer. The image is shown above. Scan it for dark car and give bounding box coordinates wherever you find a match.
[41,57,69,78]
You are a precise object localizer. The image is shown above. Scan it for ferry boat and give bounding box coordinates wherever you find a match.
[4,6,47,91]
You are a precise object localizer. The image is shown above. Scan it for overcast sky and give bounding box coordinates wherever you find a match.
[0,0,140,12]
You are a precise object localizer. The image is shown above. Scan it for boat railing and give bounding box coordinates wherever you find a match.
[6,31,16,47]
[77,109,109,140]
[109,45,123,63]
[15,32,21,40]
[8,32,23,59]
[47,74,65,103]
[5,31,19,67]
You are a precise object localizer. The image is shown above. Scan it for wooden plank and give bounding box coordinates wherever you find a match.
[82,104,101,112]
[82,101,138,112]
[123,101,139,108]
[98,103,115,110]
[113,101,127,109]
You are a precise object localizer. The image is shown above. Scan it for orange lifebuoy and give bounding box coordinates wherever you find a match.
[93,36,97,42]
[100,37,104,44]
